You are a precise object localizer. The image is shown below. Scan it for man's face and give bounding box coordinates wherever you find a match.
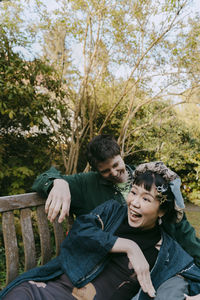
[96,155,127,183]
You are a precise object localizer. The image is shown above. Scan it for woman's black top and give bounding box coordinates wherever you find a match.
[91,216,161,300]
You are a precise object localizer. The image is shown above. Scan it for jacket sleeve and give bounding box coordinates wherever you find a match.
[31,167,85,205]
[59,201,118,285]
[162,213,200,267]
[31,166,65,198]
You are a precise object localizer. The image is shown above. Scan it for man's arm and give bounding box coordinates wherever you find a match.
[32,166,64,198]
[32,167,82,222]
[45,179,71,223]
[162,213,200,266]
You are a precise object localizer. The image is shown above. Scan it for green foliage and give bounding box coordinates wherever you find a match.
[0,29,70,195]
[123,101,200,204]
[0,133,55,195]
[0,0,199,204]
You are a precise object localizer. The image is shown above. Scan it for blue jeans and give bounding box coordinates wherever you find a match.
[132,275,188,300]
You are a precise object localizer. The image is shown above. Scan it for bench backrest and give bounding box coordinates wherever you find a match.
[0,192,73,286]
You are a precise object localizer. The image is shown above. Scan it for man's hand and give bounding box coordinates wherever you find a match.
[111,238,156,298]
[45,179,71,223]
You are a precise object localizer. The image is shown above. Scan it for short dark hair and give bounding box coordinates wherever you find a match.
[87,135,120,170]
[133,171,177,223]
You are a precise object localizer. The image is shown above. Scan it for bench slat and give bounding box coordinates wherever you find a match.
[2,211,19,284]
[0,192,70,286]
[20,208,36,271]
[36,205,52,264]
[53,217,65,255]
[68,214,75,231]
[0,193,45,213]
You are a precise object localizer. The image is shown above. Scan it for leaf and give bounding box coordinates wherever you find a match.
[8,111,14,119]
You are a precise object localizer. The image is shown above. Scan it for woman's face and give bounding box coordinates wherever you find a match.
[126,184,164,230]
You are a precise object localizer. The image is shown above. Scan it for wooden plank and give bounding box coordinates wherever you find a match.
[0,193,45,213]
[68,213,75,231]
[36,205,52,265]
[2,211,19,284]
[20,208,36,271]
[53,217,65,255]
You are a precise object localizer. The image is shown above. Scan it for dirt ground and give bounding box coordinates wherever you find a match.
[185,202,200,212]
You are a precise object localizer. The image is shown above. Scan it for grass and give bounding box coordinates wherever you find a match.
[185,210,200,238]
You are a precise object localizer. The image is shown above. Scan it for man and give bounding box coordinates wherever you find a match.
[32,135,133,222]
[32,135,200,299]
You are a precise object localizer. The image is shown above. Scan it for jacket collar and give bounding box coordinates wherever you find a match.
[151,230,193,287]
[137,229,194,300]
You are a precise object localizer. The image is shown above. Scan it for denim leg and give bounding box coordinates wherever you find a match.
[155,276,188,300]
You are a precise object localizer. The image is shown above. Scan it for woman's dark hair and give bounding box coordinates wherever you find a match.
[133,171,177,223]
[87,135,120,170]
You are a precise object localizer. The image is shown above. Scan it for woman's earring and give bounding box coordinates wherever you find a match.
[158,216,162,225]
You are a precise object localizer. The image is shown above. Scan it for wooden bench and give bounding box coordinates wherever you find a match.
[0,192,73,286]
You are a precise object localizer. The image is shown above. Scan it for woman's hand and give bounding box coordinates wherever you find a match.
[29,281,46,288]
[184,294,200,300]
[45,179,71,223]
[111,238,156,298]
[127,242,155,298]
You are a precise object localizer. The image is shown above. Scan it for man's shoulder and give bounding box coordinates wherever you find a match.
[73,170,100,181]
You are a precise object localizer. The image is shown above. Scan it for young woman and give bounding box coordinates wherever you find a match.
[1,163,200,300]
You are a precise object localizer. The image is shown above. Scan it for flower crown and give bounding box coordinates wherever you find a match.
[156,184,168,204]
[133,161,177,205]
[133,161,185,222]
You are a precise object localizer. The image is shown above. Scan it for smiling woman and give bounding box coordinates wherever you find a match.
[127,183,164,230]
[127,171,177,230]
[1,163,200,300]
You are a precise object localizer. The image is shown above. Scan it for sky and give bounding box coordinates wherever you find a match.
[9,0,199,58]
[1,0,199,84]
